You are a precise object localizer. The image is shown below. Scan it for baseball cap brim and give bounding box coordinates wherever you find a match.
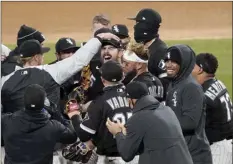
[41,47,50,54]
[102,40,121,48]
[61,46,80,52]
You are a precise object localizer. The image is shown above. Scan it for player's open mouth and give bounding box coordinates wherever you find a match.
[104,55,112,61]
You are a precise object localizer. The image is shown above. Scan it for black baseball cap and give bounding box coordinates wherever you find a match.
[112,24,129,39]
[17,24,45,47]
[19,39,50,58]
[55,37,80,53]
[102,39,122,48]
[164,48,182,66]
[128,8,162,25]
[24,84,46,111]
[126,81,149,99]
[100,60,123,82]
[94,28,122,48]
[94,27,112,37]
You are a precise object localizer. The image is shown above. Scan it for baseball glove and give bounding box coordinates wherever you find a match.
[67,64,92,104]
[68,86,86,104]
[62,141,94,163]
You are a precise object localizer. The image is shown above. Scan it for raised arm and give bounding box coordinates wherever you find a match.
[42,33,119,85]
[43,38,101,85]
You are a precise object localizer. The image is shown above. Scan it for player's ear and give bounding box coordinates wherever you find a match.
[55,53,60,60]
[198,67,204,75]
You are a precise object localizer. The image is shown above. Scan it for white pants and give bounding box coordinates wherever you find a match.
[1,147,5,164]
[97,155,139,164]
[210,139,232,164]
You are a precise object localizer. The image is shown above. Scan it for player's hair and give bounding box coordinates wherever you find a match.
[92,14,111,26]
[199,53,219,74]
[128,41,149,61]
[21,56,33,65]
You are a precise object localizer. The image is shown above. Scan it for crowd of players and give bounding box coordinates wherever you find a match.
[1,8,233,164]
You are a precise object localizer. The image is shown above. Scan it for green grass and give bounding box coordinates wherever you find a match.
[5,38,232,98]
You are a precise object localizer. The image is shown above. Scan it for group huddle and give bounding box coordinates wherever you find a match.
[1,8,233,164]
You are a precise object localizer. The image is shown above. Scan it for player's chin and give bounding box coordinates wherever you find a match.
[166,72,176,78]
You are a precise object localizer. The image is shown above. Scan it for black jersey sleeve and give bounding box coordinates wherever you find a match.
[80,99,103,136]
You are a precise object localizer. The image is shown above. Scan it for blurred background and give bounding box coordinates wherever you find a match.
[1,1,232,97]
[1,1,232,43]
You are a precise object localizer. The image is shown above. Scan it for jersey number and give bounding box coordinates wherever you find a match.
[113,112,132,125]
[220,93,233,122]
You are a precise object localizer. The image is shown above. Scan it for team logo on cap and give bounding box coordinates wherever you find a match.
[167,52,171,59]
[41,34,45,39]
[66,38,73,45]
[158,59,166,70]
[113,25,119,33]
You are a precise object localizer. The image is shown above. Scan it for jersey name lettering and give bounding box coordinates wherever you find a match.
[106,96,129,110]
[148,85,164,98]
[205,80,226,100]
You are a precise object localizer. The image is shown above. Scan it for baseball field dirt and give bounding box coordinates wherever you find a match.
[1,1,232,44]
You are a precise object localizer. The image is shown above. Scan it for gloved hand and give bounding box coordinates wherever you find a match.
[62,141,93,163]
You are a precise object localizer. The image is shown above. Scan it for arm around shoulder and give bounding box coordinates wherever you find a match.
[43,38,101,85]
[115,115,144,162]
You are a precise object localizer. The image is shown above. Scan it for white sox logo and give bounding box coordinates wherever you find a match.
[113,25,119,33]
[158,59,166,70]
[90,75,96,87]
[66,38,73,45]
[172,91,177,107]
[167,52,171,59]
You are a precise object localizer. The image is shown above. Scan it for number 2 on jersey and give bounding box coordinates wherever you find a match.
[113,112,132,125]
[220,93,233,122]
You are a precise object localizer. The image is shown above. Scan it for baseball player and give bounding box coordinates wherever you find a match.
[121,42,164,101]
[50,37,82,113]
[66,61,138,164]
[112,24,130,50]
[106,81,193,164]
[92,14,111,36]
[2,84,77,164]
[1,32,119,113]
[128,8,169,99]
[86,28,123,101]
[1,24,46,77]
[192,53,233,164]
[165,45,212,164]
